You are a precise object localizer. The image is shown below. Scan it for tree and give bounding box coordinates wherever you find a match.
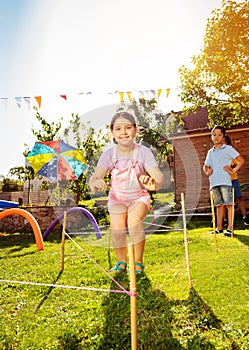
[178,0,249,127]
[31,107,63,142]
[63,114,109,203]
[8,166,35,183]
[1,178,23,192]
[120,98,175,167]
[8,166,35,203]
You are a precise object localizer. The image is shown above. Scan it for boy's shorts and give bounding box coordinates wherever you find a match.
[232,179,242,199]
[211,185,233,206]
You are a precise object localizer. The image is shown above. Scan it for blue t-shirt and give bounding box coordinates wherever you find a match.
[204,144,239,189]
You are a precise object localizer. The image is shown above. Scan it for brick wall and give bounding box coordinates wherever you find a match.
[0,190,50,206]
[0,206,97,233]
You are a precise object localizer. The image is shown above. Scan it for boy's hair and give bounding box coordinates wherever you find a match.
[211,125,226,136]
[225,135,232,145]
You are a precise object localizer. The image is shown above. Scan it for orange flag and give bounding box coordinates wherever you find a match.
[35,96,41,108]
[166,88,171,98]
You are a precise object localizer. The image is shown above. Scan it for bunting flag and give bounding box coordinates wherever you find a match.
[0,97,9,108]
[157,89,162,98]
[14,97,23,109]
[119,91,124,103]
[127,91,132,101]
[23,97,31,109]
[0,88,171,110]
[35,96,41,108]
[78,91,92,95]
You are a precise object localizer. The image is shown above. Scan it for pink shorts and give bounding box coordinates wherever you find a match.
[108,191,151,211]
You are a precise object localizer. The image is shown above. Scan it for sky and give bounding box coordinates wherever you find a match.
[0,0,223,177]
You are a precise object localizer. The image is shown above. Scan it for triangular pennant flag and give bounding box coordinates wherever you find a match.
[15,96,23,109]
[23,97,31,109]
[78,91,92,95]
[107,90,118,94]
[157,89,162,98]
[119,91,124,103]
[150,90,156,97]
[166,88,171,98]
[127,91,132,101]
[35,96,41,108]
[0,97,9,108]
[60,95,67,100]
[144,90,151,98]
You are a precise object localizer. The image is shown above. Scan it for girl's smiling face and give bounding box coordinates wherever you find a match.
[111,117,137,145]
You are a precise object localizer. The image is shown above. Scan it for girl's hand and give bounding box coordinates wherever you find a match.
[139,175,156,191]
[90,178,107,193]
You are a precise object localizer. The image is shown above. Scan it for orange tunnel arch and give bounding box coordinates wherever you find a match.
[0,208,44,250]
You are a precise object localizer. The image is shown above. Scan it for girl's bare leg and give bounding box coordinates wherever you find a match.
[109,204,128,268]
[128,202,148,271]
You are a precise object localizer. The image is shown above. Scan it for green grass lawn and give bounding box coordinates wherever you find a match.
[0,224,249,349]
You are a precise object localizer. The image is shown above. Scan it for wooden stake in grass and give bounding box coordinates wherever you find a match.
[128,243,137,350]
[210,190,218,253]
[181,193,192,288]
[61,211,67,271]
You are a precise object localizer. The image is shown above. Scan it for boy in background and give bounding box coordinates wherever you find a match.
[223,135,249,226]
[203,126,245,235]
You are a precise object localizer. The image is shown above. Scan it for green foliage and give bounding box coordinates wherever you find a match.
[179,0,249,128]
[0,227,248,349]
[31,106,63,141]
[8,166,35,183]
[1,177,23,192]
[63,114,109,203]
[119,98,175,167]
[5,166,36,203]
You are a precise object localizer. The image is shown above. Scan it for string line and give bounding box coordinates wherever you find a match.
[64,232,131,295]
[0,279,136,296]
[2,205,209,297]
